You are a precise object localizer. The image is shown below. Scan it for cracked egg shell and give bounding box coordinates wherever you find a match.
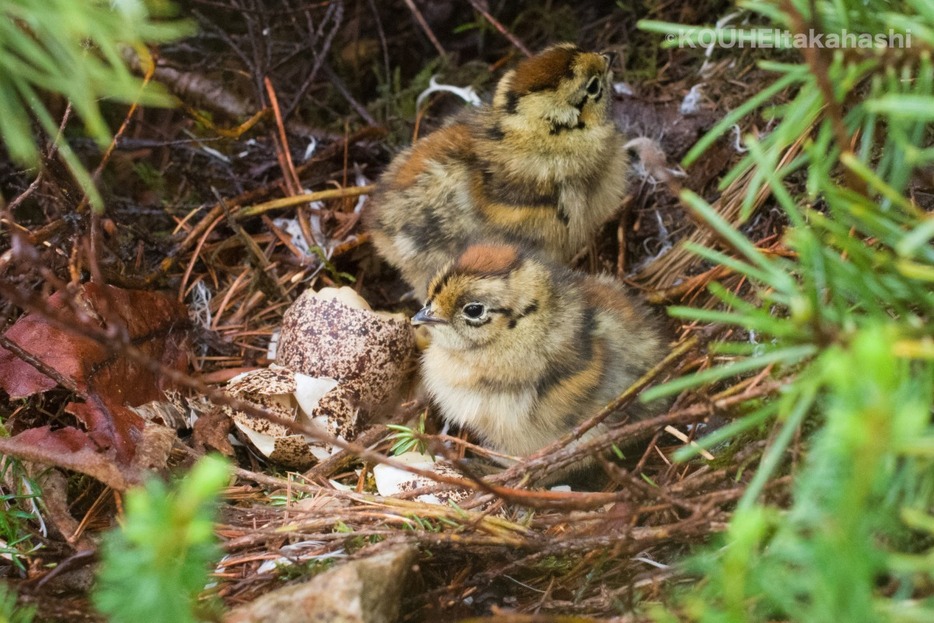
[277,287,416,423]
[224,365,355,469]
[372,452,471,506]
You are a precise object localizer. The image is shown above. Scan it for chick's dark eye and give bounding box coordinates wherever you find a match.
[586,76,601,95]
[463,303,485,319]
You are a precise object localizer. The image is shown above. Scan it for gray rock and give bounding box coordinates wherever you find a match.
[225,544,417,623]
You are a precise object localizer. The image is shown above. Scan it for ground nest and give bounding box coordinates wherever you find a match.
[0,1,805,620]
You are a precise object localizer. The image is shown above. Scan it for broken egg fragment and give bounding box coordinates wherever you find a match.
[225,287,415,468]
[277,287,416,421]
[225,365,352,469]
[372,452,471,506]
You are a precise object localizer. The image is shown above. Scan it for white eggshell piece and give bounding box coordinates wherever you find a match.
[293,373,339,418]
[308,442,339,462]
[373,452,470,506]
[373,452,437,497]
[267,329,281,361]
[328,479,355,492]
[237,425,280,459]
[313,286,372,310]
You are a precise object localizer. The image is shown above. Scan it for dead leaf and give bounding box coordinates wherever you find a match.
[131,422,179,473]
[0,427,136,491]
[0,283,191,486]
[192,407,235,457]
[33,468,84,546]
[65,399,143,463]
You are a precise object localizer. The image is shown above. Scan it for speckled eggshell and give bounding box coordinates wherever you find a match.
[372,452,471,506]
[277,288,416,427]
[224,367,314,468]
[224,366,298,439]
[396,470,471,506]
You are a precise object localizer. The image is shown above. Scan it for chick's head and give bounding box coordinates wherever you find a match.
[493,43,614,135]
[413,243,552,351]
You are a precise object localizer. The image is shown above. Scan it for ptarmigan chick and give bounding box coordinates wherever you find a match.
[366,43,629,297]
[412,243,666,473]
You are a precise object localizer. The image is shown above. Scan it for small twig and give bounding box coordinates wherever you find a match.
[0,334,81,395]
[644,264,732,304]
[781,0,866,196]
[466,0,532,57]
[87,212,105,285]
[330,232,371,257]
[76,55,155,214]
[27,549,97,591]
[237,185,374,219]
[282,0,344,120]
[496,378,783,486]
[214,188,291,302]
[322,64,378,126]
[600,459,705,514]
[70,486,114,544]
[264,77,302,194]
[177,213,223,302]
[401,0,447,58]
[616,208,629,277]
[663,425,715,461]
[366,0,392,120]
[170,128,383,262]
[5,173,44,213]
[2,102,71,253]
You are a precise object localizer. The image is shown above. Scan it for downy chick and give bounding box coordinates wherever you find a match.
[366,43,629,297]
[412,243,666,473]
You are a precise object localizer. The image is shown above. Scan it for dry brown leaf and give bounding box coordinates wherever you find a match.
[0,426,136,490]
[0,283,191,485]
[192,406,235,456]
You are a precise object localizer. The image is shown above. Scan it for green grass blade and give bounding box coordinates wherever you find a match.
[641,344,818,402]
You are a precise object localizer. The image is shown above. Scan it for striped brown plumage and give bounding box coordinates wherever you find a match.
[365,43,630,297]
[412,243,667,475]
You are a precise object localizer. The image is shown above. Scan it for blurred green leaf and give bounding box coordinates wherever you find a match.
[0,0,192,210]
[642,2,934,621]
[93,455,229,623]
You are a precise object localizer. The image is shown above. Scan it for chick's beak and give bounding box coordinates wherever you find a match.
[412,306,447,326]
